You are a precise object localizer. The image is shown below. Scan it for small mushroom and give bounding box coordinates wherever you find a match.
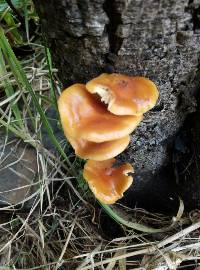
[83,158,134,204]
[58,83,142,143]
[86,73,159,116]
[68,135,130,161]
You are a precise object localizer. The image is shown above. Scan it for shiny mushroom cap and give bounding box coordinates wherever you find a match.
[58,83,142,143]
[86,73,159,116]
[83,158,134,204]
[68,135,130,161]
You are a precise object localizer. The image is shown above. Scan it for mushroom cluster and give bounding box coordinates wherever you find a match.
[58,73,159,204]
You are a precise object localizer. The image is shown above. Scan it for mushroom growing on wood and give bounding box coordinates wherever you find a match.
[57,74,159,204]
[58,83,142,142]
[83,159,134,204]
[86,73,159,116]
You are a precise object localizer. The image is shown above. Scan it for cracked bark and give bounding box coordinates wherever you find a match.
[34,0,200,212]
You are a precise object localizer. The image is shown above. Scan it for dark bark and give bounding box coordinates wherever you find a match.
[34,0,200,212]
[174,92,200,210]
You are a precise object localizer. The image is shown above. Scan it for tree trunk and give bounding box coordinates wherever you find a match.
[34,0,200,212]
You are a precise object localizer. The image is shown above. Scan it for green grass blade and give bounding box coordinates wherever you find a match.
[101,198,184,232]
[44,44,58,109]
[22,0,29,42]
[0,48,23,128]
[101,203,171,233]
[3,11,23,44]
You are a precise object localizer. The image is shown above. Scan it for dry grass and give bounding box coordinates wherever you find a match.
[1,190,200,269]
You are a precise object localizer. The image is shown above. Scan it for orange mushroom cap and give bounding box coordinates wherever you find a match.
[83,158,134,204]
[58,83,142,142]
[68,135,130,161]
[86,73,159,116]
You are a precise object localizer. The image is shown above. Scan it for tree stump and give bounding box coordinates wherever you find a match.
[34,0,200,212]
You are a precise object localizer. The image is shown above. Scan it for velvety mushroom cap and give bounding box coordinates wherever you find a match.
[86,73,159,116]
[83,158,134,204]
[68,135,130,161]
[58,83,142,142]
